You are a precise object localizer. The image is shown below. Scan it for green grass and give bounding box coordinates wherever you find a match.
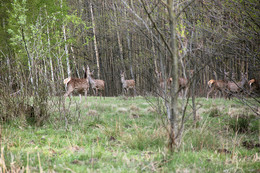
[1,96,259,172]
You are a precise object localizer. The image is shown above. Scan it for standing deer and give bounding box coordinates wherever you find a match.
[226,72,248,99]
[155,70,193,97]
[87,66,105,98]
[120,71,136,97]
[207,71,229,100]
[64,67,89,102]
[155,70,172,95]
[178,70,194,97]
[248,79,260,96]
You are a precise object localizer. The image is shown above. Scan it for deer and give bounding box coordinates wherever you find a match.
[64,67,89,102]
[206,71,229,100]
[87,66,105,98]
[155,70,172,97]
[248,79,260,96]
[155,70,193,97]
[226,72,248,99]
[120,71,136,97]
[178,70,194,97]
[155,70,172,90]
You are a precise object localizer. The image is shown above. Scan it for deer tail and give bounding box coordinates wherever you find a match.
[64,77,71,85]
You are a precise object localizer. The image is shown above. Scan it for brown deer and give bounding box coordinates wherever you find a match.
[178,70,194,96]
[155,70,172,90]
[156,70,194,97]
[207,71,229,100]
[87,66,105,98]
[120,71,136,97]
[226,72,248,99]
[64,67,89,102]
[248,79,260,96]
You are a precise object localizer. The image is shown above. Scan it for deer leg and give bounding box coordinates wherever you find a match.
[64,86,73,100]
[98,89,102,99]
[84,89,88,102]
[207,87,214,100]
[79,94,82,103]
[123,87,126,96]
[91,87,95,96]
[184,87,188,98]
[122,87,125,96]
[181,88,185,98]
[96,88,99,98]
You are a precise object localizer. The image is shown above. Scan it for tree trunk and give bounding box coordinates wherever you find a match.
[167,0,179,150]
[90,2,100,79]
[46,8,56,94]
[61,0,71,77]
[114,3,125,72]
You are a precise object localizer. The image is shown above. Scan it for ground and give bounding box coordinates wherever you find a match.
[1,96,259,172]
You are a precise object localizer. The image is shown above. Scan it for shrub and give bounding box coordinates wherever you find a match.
[228,115,259,134]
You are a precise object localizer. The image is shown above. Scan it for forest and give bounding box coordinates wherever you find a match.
[0,0,259,172]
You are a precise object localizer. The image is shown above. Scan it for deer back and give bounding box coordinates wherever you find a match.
[67,78,89,90]
[94,79,105,90]
[125,80,135,89]
[179,77,188,88]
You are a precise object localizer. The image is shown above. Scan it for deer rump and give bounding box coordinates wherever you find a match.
[64,77,89,95]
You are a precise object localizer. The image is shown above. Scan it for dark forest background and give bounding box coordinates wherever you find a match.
[0,0,259,97]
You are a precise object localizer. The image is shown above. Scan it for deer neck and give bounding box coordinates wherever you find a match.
[240,77,247,87]
[88,75,96,85]
[121,76,127,84]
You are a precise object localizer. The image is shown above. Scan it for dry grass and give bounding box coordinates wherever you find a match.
[117,107,128,114]
[87,109,99,116]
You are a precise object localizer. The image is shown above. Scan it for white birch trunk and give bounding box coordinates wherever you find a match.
[61,0,71,77]
[90,2,100,79]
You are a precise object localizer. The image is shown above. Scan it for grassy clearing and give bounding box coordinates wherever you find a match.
[1,96,259,172]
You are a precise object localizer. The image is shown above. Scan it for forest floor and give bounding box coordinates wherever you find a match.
[1,96,259,172]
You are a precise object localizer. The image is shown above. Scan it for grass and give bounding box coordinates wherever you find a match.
[1,96,259,172]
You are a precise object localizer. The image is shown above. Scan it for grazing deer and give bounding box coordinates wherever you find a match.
[120,71,136,97]
[226,72,248,99]
[207,71,229,100]
[64,67,89,102]
[248,79,260,96]
[87,66,105,98]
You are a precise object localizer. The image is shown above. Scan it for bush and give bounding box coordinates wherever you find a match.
[0,76,51,126]
[228,114,259,134]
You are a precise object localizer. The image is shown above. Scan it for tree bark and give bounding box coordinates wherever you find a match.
[167,0,179,150]
[90,2,100,79]
[61,0,71,77]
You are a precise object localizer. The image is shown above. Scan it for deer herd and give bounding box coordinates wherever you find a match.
[63,66,259,101]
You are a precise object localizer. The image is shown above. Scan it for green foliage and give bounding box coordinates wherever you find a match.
[228,115,259,134]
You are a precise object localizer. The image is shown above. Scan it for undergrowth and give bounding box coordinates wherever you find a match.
[0,96,259,172]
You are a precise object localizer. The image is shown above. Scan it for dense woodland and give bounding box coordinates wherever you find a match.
[0,1,259,171]
[0,0,259,97]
